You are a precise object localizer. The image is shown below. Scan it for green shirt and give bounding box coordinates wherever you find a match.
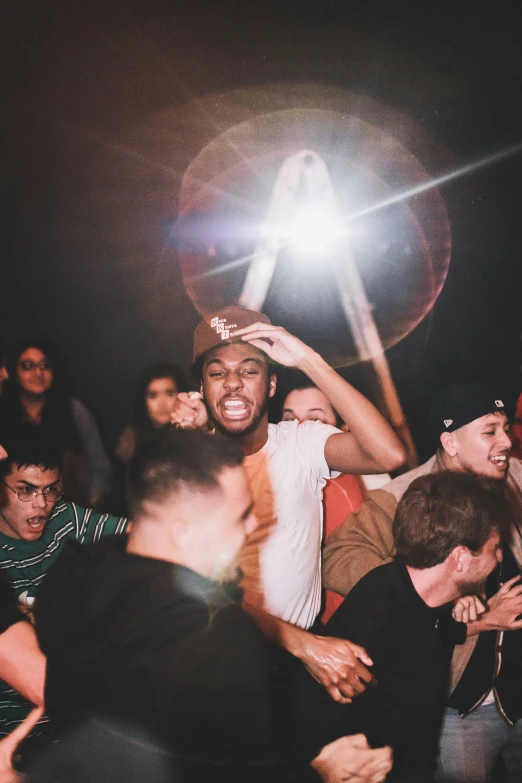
[0,501,128,736]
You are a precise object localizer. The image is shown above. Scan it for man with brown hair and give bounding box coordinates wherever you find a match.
[323,382,522,781]
[293,470,509,783]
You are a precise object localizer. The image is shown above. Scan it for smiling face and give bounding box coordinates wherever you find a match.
[201,343,276,438]
[444,412,512,480]
[145,377,179,427]
[0,464,62,541]
[16,347,53,398]
[282,387,338,426]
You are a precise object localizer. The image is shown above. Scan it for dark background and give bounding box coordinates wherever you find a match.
[3,0,522,460]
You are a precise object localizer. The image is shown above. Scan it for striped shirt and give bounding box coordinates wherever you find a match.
[0,502,128,736]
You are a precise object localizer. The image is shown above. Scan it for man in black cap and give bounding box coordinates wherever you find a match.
[172,306,406,705]
[323,381,522,783]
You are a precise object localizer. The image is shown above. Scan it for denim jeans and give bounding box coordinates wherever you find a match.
[436,703,522,783]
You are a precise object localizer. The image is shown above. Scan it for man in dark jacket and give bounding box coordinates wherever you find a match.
[293,471,509,783]
[34,428,392,783]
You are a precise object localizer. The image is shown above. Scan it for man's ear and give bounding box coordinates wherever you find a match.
[451,545,472,574]
[269,374,277,399]
[440,431,457,458]
[167,516,189,549]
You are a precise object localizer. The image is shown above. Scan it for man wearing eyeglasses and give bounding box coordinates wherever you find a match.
[0,423,127,748]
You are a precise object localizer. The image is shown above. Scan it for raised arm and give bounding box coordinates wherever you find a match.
[233,323,406,475]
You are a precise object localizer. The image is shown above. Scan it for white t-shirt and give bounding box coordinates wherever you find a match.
[240,420,338,630]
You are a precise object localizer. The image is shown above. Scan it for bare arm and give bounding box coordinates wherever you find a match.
[0,621,46,707]
[243,602,375,704]
[0,707,45,783]
[233,323,406,474]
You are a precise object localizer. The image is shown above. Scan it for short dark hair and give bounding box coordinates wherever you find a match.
[127,428,244,518]
[393,471,510,569]
[282,376,343,428]
[0,423,63,481]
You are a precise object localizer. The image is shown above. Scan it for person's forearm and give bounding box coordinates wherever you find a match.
[466,614,504,635]
[297,350,405,471]
[243,601,308,656]
[0,622,46,706]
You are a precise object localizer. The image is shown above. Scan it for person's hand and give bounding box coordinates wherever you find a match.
[0,707,44,783]
[452,594,486,623]
[232,323,315,368]
[310,734,393,783]
[170,392,209,430]
[483,576,522,631]
[300,634,376,704]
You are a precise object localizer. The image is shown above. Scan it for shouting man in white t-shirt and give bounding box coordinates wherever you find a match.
[172,306,406,703]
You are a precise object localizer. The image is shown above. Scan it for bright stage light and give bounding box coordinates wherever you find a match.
[285,210,342,255]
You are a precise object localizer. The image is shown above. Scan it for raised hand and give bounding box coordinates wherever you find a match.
[232,323,315,368]
[484,576,522,631]
[170,392,209,430]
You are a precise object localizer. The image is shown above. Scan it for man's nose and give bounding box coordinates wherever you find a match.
[500,430,512,450]
[32,492,48,510]
[224,372,243,391]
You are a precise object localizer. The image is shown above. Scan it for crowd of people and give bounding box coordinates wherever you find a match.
[0,307,520,783]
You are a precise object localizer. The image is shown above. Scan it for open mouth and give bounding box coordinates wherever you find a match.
[221,398,250,419]
[26,516,47,533]
[489,454,509,469]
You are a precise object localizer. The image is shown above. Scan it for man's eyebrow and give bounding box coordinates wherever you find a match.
[15,479,59,488]
[206,357,264,367]
[15,480,38,489]
[237,357,264,366]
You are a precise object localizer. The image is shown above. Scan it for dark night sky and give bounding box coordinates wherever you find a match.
[3,0,522,456]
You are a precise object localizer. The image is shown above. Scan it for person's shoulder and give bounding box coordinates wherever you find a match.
[268,419,338,445]
[38,536,126,604]
[349,560,408,600]
[381,455,437,501]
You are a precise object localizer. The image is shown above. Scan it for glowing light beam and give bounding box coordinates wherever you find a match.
[344,140,522,224]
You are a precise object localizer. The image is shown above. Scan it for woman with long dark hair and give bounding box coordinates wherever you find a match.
[0,338,112,508]
[116,362,188,463]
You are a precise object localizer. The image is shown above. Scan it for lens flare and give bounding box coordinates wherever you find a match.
[284,210,342,256]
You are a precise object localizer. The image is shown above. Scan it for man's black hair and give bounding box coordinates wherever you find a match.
[0,423,63,481]
[127,427,244,518]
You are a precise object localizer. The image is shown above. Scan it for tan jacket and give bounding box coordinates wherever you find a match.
[322,455,522,694]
